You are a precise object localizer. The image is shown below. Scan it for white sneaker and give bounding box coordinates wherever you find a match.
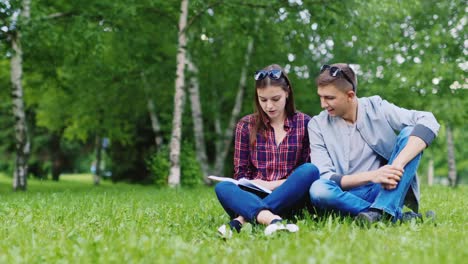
[264,222,299,236]
[217,224,233,239]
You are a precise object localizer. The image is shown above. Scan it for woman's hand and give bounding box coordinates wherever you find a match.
[251,179,286,191]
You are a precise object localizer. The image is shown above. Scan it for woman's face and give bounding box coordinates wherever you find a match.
[257,85,288,122]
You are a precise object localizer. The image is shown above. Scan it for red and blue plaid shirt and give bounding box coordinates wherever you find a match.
[234,112,311,181]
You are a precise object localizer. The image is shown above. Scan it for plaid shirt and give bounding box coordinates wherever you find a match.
[234,112,311,181]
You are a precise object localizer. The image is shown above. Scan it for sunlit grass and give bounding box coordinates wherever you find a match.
[0,174,466,263]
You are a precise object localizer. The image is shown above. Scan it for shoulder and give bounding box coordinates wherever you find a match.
[292,111,311,123]
[237,114,255,130]
[359,95,386,108]
[238,114,255,124]
[289,112,312,131]
[309,110,329,127]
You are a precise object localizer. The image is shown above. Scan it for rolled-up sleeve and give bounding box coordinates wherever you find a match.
[379,97,440,146]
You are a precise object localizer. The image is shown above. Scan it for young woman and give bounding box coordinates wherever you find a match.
[215,64,319,237]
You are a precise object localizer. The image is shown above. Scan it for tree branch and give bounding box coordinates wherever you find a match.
[182,0,224,33]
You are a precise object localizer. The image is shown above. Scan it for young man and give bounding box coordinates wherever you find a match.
[308,63,439,225]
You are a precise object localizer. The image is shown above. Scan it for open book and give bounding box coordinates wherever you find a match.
[208,175,272,197]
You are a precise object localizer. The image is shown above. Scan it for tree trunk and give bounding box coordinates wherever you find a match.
[446,124,457,187]
[187,56,210,183]
[141,72,163,149]
[168,0,189,187]
[51,133,63,181]
[427,158,434,186]
[213,37,255,176]
[11,0,31,191]
[94,136,102,185]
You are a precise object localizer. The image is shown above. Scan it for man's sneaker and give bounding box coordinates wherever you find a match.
[355,210,383,227]
[425,210,436,223]
[264,219,299,236]
[217,224,233,239]
[401,211,423,223]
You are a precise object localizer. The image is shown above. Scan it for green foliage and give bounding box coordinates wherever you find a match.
[1,0,466,185]
[0,59,14,174]
[180,142,203,187]
[0,174,466,263]
[147,142,202,187]
[146,146,170,187]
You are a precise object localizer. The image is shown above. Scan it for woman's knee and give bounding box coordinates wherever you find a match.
[214,181,236,197]
[294,163,320,182]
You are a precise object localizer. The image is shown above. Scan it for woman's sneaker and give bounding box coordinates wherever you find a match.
[217,219,242,239]
[217,224,233,239]
[264,219,299,236]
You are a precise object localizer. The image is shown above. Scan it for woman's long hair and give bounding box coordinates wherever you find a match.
[250,64,296,146]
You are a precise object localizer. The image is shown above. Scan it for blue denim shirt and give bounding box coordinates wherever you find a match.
[308,96,440,212]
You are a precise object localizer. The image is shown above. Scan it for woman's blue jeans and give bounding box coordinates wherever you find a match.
[215,163,320,223]
[309,127,422,220]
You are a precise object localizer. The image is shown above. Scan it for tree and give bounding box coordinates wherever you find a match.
[168,0,189,187]
[8,0,31,191]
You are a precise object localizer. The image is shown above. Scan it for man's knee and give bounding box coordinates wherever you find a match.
[398,126,413,139]
[309,179,337,205]
[395,126,414,146]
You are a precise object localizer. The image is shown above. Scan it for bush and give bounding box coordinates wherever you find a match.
[146,146,170,187]
[180,142,203,187]
[146,141,202,187]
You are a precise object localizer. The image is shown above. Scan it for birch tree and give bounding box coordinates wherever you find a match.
[142,72,163,149]
[10,0,31,191]
[168,0,189,187]
[187,56,210,183]
[212,37,254,176]
[446,124,457,187]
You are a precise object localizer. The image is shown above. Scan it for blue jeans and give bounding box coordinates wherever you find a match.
[309,127,422,220]
[215,163,320,223]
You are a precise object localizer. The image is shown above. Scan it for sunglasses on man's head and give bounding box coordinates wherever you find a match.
[254,69,283,81]
[320,64,355,91]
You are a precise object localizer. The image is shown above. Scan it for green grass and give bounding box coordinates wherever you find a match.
[0,173,466,263]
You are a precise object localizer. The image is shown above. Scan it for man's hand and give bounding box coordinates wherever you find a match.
[373,165,404,190]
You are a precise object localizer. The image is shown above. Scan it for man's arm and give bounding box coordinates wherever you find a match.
[341,136,427,190]
[307,118,342,180]
[379,97,440,144]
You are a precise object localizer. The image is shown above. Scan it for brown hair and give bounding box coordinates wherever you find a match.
[250,64,296,146]
[316,63,358,93]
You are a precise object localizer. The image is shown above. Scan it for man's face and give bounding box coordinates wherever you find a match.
[317,84,353,118]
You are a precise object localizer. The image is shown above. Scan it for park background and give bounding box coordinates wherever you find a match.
[0,0,467,263]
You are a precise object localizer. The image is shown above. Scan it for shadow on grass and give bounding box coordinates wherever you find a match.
[0,173,128,194]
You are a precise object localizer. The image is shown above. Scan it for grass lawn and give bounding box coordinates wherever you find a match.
[0,173,466,263]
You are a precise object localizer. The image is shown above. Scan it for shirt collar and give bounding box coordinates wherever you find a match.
[264,112,297,129]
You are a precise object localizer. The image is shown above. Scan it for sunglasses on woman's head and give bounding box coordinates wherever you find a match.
[254,69,283,81]
[320,64,355,91]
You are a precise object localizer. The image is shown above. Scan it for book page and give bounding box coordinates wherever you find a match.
[207,175,238,184]
[208,175,271,195]
[238,178,272,194]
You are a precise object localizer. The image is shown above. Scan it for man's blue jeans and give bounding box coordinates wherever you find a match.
[309,127,421,220]
[215,163,320,223]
